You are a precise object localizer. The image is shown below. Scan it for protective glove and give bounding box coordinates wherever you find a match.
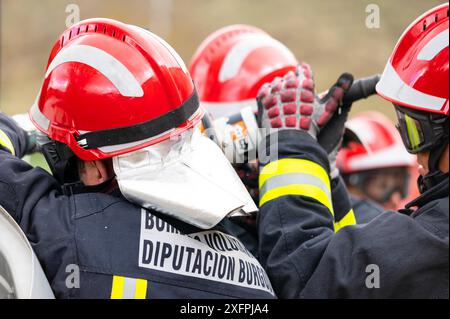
[257,63,353,142]
[317,74,381,179]
[11,113,39,155]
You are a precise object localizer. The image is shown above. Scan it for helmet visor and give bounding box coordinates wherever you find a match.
[395,108,426,154]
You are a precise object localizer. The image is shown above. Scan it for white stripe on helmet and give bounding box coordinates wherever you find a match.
[417,29,449,61]
[45,44,144,97]
[219,34,293,83]
[30,90,50,131]
[376,62,446,111]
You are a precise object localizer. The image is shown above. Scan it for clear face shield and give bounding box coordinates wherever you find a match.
[112,127,257,229]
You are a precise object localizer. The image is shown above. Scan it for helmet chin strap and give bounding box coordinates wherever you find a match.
[418,137,449,193]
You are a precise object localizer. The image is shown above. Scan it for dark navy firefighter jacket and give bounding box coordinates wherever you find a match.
[258,129,449,298]
[0,113,276,299]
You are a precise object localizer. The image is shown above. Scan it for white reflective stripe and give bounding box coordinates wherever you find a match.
[219,34,292,82]
[46,44,144,97]
[122,277,138,299]
[202,99,258,119]
[30,100,50,131]
[376,62,446,111]
[417,29,449,61]
[129,25,189,74]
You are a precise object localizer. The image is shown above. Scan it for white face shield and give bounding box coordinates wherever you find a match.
[113,128,257,229]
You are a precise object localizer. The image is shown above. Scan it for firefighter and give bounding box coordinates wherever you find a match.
[256,4,448,298]
[337,112,417,220]
[0,18,275,299]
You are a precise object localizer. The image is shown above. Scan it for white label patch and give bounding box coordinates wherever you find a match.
[138,209,274,296]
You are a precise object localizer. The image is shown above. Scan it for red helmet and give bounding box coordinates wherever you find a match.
[189,24,298,119]
[30,18,202,161]
[337,112,416,174]
[376,3,448,115]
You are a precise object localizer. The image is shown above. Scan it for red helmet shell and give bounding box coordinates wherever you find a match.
[30,18,202,161]
[337,112,416,174]
[376,3,449,115]
[189,25,298,118]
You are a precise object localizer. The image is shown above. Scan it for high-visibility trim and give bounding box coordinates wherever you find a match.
[260,173,332,202]
[0,130,15,156]
[259,158,332,213]
[376,62,446,111]
[110,275,148,299]
[219,34,293,82]
[46,44,144,97]
[259,158,330,190]
[417,29,449,61]
[134,279,148,299]
[334,209,356,233]
[260,184,333,214]
[110,275,125,299]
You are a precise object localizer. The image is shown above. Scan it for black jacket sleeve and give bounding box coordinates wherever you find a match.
[257,129,449,298]
[0,113,72,276]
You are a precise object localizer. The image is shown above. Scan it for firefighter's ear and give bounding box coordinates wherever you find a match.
[78,159,113,186]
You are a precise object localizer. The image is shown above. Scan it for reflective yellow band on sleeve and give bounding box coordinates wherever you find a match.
[0,130,15,156]
[260,158,330,191]
[334,209,356,233]
[111,275,148,299]
[134,278,148,299]
[259,158,333,214]
[259,184,334,215]
[110,275,125,299]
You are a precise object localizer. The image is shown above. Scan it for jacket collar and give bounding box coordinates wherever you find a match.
[406,175,449,209]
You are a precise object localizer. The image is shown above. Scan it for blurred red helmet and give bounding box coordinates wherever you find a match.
[30,18,202,161]
[337,112,416,174]
[376,3,449,115]
[189,24,298,118]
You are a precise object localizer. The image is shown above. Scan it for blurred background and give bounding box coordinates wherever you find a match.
[0,0,444,120]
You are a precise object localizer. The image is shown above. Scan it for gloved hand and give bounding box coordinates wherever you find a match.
[316,90,352,179]
[317,74,380,179]
[11,113,39,155]
[257,63,353,143]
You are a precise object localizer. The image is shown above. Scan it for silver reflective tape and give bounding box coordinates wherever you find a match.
[376,62,446,111]
[219,33,294,82]
[122,277,137,299]
[260,172,332,200]
[417,29,449,61]
[46,44,144,97]
[30,101,50,131]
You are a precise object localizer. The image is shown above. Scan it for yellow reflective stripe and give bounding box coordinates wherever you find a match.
[334,209,356,232]
[134,279,148,299]
[260,158,330,191]
[259,184,334,215]
[110,275,125,299]
[110,276,148,299]
[0,130,15,156]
